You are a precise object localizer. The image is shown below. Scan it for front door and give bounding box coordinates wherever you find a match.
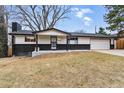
[51,36,57,50]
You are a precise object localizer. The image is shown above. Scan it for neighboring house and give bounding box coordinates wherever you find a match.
[9,22,116,56]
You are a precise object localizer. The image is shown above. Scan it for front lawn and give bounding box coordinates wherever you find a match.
[0,51,124,87]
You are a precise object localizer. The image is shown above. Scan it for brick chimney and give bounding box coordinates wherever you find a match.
[12,22,22,32]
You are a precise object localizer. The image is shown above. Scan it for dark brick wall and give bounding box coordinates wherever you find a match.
[68,44,90,50]
[13,44,91,56]
[110,45,114,49]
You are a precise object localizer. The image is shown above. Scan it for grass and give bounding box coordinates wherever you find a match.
[0,51,124,88]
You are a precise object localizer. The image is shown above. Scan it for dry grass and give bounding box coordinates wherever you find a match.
[0,51,124,88]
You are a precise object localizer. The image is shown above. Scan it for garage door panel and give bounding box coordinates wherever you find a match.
[91,39,110,49]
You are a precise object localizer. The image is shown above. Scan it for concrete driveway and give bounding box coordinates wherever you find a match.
[94,50,124,57]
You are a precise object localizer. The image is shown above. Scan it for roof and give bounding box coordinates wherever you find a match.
[9,28,70,35]
[70,32,116,38]
[9,28,116,38]
[9,30,33,35]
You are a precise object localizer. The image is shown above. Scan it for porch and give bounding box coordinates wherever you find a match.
[34,28,70,51]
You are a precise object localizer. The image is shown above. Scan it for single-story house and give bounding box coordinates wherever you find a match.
[9,22,116,56]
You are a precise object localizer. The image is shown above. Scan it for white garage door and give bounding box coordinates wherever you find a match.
[91,39,110,49]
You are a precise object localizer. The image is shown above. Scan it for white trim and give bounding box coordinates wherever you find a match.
[36,29,68,36]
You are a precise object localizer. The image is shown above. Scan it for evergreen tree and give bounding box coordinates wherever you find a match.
[0,5,8,57]
[104,5,124,32]
[98,27,108,35]
[0,26,7,57]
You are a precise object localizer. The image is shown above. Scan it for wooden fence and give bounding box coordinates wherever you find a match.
[116,39,124,49]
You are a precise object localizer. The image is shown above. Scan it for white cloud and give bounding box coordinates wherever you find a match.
[71,8,79,11]
[83,16,92,21]
[72,8,93,26]
[81,8,93,14]
[83,16,92,26]
[76,11,84,18]
[72,8,93,18]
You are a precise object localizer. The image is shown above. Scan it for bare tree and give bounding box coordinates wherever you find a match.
[9,5,71,31]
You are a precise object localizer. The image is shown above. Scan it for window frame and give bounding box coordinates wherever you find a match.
[25,36,35,42]
[68,37,78,44]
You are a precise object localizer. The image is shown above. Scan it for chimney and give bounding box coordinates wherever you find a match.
[12,22,22,32]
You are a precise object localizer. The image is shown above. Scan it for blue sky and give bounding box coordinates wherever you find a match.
[56,5,108,33]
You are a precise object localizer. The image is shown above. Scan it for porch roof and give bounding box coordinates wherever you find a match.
[33,28,70,35]
[33,28,70,36]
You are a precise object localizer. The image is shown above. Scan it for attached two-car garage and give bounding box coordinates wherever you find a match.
[77,36,113,50]
[91,38,110,50]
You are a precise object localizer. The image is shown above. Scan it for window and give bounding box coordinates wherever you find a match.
[25,36,35,42]
[69,37,78,44]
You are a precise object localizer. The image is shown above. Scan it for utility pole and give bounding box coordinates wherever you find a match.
[95,25,97,34]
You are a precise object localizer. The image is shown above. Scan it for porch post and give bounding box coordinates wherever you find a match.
[36,34,38,52]
[66,35,69,51]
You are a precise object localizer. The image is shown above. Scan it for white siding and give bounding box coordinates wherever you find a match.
[78,37,90,44]
[111,38,114,45]
[38,36,66,44]
[57,36,66,44]
[37,30,67,36]
[15,35,36,44]
[15,35,67,44]
[114,40,116,49]
[38,36,50,44]
[91,38,110,49]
